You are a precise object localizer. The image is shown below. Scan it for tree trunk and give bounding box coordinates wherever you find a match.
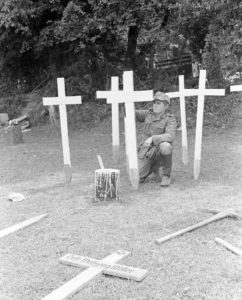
[126,26,139,70]
[48,50,58,126]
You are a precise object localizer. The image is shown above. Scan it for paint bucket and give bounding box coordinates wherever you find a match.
[95,168,120,201]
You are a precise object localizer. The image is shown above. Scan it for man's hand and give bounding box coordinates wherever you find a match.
[144,137,152,145]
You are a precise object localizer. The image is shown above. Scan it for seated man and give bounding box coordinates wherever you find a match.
[136,92,177,186]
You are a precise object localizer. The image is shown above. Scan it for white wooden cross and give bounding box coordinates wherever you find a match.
[97,71,153,189]
[166,75,203,165]
[193,70,225,179]
[95,76,128,166]
[230,84,242,92]
[43,78,82,182]
[42,250,148,300]
[165,71,225,178]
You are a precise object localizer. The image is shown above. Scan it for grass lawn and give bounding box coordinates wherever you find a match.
[0,118,242,300]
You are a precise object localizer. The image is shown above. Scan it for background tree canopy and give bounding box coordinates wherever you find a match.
[0,0,241,123]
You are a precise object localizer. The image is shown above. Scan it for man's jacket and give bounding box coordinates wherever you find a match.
[136,109,177,158]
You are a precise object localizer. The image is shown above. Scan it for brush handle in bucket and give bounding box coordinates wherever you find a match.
[95,169,120,201]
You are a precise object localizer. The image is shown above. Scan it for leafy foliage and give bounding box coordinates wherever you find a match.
[0,0,241,127]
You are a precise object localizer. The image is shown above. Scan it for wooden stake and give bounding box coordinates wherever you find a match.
[194,70,206,180]
[97,154,105,169]
[0,214,48,239]
[215,237,242,256]
[42,250,130,300]
[155,209,238,245]
[124,113,129,174]
[123,71,139,189]
[43,78,82,183]
[179,75,188,165]
[111,77,120,163]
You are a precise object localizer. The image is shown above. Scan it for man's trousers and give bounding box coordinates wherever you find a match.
[138,142,172,183]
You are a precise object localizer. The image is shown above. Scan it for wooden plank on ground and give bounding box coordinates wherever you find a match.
[215,237,242,256]
[0,213,48,239]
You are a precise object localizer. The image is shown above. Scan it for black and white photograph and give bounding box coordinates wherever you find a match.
[0,0,241,299]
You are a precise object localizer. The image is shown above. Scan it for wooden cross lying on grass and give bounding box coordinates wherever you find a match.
[42,250,148,300]
[97,71,153,189]
[43,78,82,182]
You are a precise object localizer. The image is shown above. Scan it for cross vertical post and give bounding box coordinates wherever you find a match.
[194,70,206,180]
[57,78,71,178]
[123,71,139,189]
[43,78,82,182]
[179,75,188,165]
[111,77,120,163]
[124,108,130,174]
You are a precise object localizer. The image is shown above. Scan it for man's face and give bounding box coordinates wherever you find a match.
[153,100,168,114]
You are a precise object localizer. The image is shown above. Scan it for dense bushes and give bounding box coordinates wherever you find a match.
[0,0,241,128]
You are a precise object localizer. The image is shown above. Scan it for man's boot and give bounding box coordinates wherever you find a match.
[160,175,171,186]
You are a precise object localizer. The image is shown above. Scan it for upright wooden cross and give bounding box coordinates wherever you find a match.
[165,71,224,177]
[166,75,202,165]
[97,71,153,189]
[43,78,82,182]
[42,250,148,300]
[193,70,225,179]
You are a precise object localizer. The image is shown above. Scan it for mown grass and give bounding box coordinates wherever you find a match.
[0,119,242,300]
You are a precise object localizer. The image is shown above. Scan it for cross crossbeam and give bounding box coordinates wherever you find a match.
[43,78,82,182]
[230,85,242,92]
[97,90,153,104]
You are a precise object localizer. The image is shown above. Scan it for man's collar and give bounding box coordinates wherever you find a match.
[149,109,167,120]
